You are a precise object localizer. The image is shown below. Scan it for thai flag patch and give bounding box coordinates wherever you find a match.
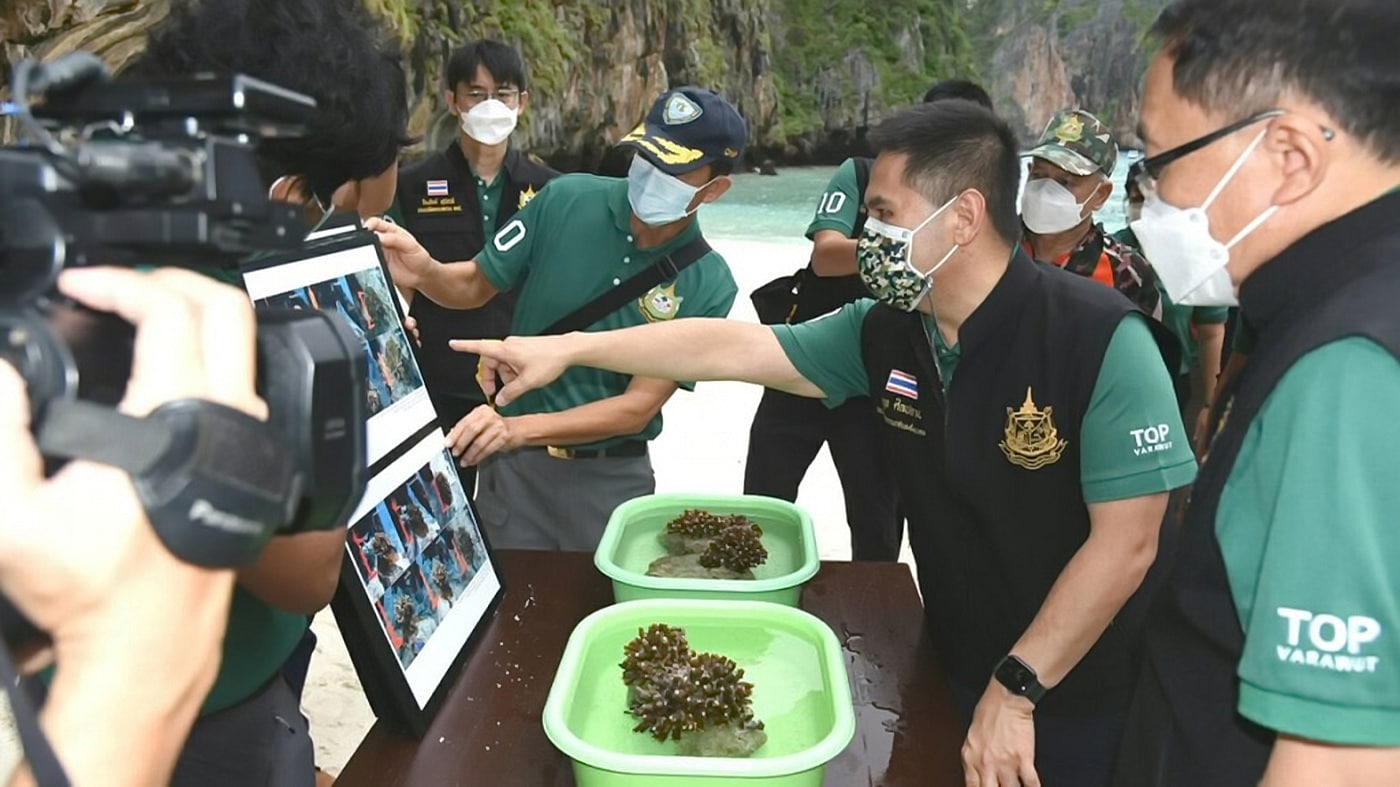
[426,179,449,197]
[885,369,918,400]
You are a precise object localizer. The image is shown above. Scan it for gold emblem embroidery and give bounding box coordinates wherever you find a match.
[1054,114,1085,144]
[999,387,1068,470]
[639,283,683,322]
[518,185,537,209]
[621,124,705,166]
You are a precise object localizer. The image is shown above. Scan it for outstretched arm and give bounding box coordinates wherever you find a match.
[364,218,499,310]
[446,377,680,466]
[453,318,826,407]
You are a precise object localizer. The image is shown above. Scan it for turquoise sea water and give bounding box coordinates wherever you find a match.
[700,155,1140,244]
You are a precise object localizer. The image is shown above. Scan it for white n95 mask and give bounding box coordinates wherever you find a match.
[1130,129,1277,307]
[461,99,518,145]
[1021,177,1097,235]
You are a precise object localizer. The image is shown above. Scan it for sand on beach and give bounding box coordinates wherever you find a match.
[0,236,915,777]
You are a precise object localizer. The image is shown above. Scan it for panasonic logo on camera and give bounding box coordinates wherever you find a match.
[188,499,265,536]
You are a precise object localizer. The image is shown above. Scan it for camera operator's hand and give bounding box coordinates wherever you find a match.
[365,216,434,293]
[1,267,268,787]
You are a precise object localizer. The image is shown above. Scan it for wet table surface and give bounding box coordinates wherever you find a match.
[337,549,965,787]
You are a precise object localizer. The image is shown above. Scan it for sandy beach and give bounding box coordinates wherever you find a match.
[0,236,916,777]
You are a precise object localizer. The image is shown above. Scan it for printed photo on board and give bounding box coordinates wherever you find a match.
[242,238,436,463]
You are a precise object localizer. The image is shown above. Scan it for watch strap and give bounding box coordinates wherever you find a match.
[995,654,1047,704]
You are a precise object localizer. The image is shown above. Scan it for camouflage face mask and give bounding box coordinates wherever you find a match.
[856,196,959,312]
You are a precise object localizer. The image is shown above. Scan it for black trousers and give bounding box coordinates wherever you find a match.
[743,389,902,561]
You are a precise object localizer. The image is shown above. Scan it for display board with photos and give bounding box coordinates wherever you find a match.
[241,223,503,735]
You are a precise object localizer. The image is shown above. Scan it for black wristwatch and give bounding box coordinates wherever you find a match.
[994,655,1047,705]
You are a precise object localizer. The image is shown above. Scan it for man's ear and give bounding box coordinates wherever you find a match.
[518,90,530,114]
[444,90,458,115]
[951,190,987,246]
[702,176,733,204]
[1270,113,1332,208]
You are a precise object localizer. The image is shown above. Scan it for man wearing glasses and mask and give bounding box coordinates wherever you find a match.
[367,87,743,551]
[1113,1,1400,785]
[392,39,559,497]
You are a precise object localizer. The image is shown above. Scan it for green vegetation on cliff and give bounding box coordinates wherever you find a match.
[372,0,977,147]
[771,0,978,139]
[367,0,608,104]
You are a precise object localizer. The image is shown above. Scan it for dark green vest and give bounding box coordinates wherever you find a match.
[859,251,1158,715]
[1118,191,1400,786]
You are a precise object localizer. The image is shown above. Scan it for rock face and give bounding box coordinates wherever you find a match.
[2,0,974,165]
[964,0,1170,149]
[395,0,781,171]
[1,0,1161,163]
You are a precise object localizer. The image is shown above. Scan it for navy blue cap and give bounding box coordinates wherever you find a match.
[618,87,748,175]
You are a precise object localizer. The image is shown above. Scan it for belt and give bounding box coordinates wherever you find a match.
[539,442,648,460]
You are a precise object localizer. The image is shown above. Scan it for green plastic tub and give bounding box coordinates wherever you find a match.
[595,494,819,606]
[543,599,855,787]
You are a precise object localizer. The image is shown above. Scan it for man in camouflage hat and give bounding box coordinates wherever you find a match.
[1020,110,1165,323]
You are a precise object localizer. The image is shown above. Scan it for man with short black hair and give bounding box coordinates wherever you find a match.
[459,99,1195,785]
[119,0,412,784]
[392,38,558,496]
[1114,1,1400,784]
[368,87,744,551]
[923,79,994,106]
[743,80,994,562]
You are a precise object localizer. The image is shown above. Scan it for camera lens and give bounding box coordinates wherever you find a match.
[0,197,66,307]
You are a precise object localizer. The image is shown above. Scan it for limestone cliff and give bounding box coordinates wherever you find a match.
[965,0,1169,149]
[2,0,979,167]
[381,0,781,170]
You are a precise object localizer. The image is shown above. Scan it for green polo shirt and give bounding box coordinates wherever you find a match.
[806,158,861,239]
[773,301,1196,502]
[1218,337,1400,744]
[474,169,505,237]
[476,174,738,448]
[1116,227,1229,376]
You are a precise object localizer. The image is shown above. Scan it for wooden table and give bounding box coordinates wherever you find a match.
[337,550,965,786]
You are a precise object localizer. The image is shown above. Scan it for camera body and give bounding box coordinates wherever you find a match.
[0,54,369,557]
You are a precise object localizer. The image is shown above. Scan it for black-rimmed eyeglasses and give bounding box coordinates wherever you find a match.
[1133,109,1336,194]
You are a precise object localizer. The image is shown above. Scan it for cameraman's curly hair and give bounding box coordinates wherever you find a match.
[132,0,412,205]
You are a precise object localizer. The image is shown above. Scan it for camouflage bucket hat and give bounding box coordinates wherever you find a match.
[1029,109,1118,177]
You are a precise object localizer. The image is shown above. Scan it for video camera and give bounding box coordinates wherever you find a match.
[0,52,368,577]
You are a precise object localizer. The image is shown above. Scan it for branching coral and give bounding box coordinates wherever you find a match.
[698,523,768,573]
[658,509,766,564]
[619,625,766,756]
[665,509,730,539]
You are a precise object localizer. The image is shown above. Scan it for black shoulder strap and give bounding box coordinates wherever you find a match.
[853,156,873,195]
[852,157,874,238]
[540,235,713,336]
[0,643,71,786]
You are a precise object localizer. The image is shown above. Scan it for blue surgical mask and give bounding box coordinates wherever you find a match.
[627,155,714,226]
